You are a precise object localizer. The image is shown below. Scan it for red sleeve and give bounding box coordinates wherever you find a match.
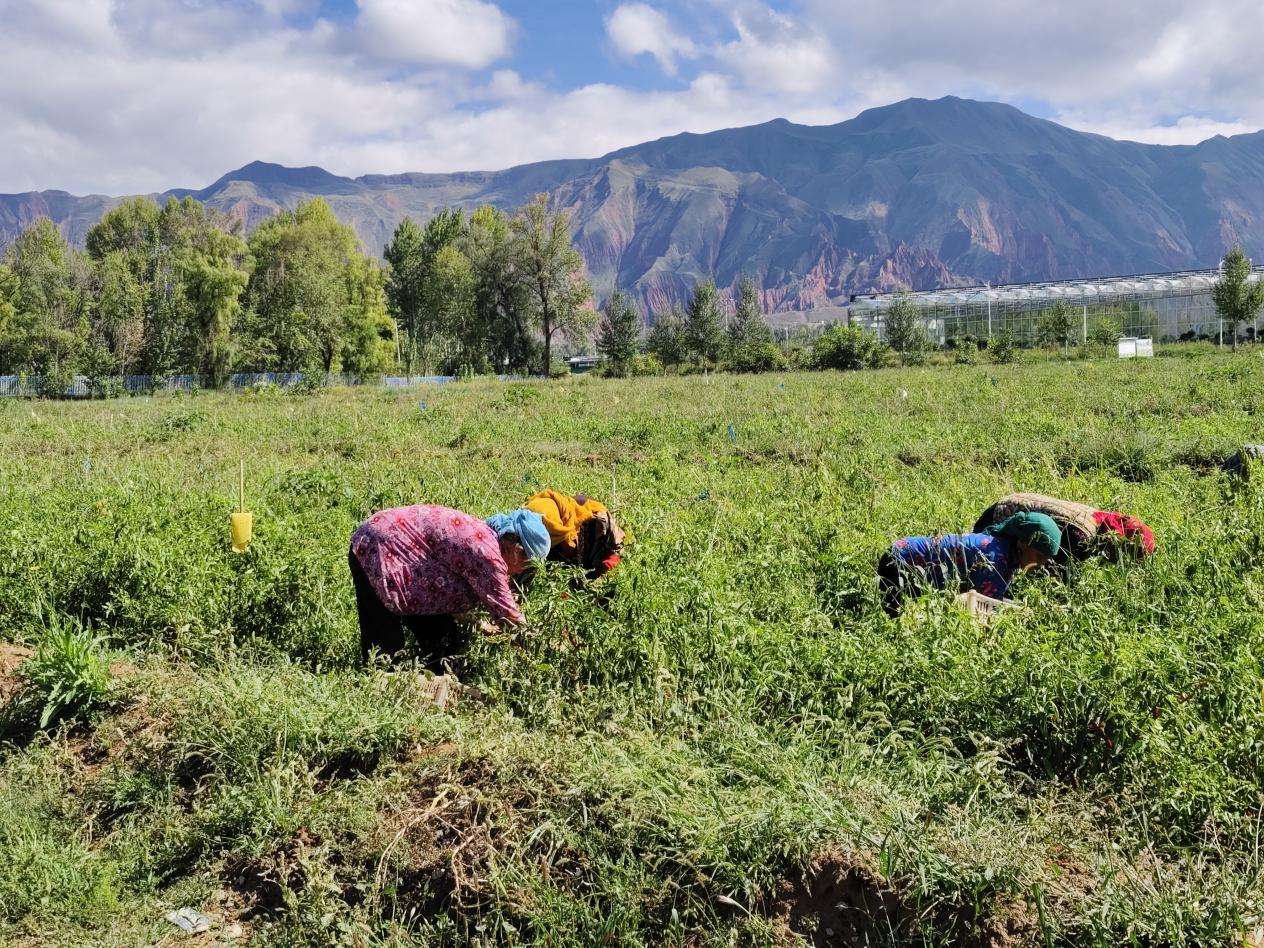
[465,553,525,625]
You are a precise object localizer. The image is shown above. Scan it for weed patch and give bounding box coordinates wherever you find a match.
[0,358,1262,943]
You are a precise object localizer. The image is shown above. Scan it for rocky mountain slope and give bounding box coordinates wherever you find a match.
[4,96,1264,316]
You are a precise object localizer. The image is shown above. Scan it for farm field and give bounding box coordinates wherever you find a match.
[1,352,1263,945]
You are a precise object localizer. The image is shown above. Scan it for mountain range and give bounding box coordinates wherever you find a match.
[4,96,1264,318]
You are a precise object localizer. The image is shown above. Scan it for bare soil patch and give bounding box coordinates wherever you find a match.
[0,643,32,703]
[765,851,1038,947]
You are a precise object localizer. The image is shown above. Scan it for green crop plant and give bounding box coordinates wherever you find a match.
[7,610,112,730]
[0,350,1261,944]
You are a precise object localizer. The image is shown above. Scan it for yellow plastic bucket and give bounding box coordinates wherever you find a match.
[230,511,253,553]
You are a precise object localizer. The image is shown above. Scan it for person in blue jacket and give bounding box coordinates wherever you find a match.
[877,512,1061,616]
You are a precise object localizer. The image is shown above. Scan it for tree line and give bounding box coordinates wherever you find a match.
[0,192,597,391]
[0,196,395,393]
[11,191,1246,395]
[382,196,592,377]
[595,276,779,376]
[0,186,781,391]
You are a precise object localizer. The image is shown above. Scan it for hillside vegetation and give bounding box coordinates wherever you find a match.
[8,97,1264,310]
[1,352,1263,945]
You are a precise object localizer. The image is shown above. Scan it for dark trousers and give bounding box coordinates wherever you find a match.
[876,551,907,617]
[348,550,468,670]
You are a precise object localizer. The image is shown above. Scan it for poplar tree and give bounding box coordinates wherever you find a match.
[511,194,593,375]
[727,275,772,348]
[596,290,641,376]
[683,279,724,365]
[1213,246,1264,351]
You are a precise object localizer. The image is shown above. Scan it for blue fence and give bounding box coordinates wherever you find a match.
[0,372,461,399]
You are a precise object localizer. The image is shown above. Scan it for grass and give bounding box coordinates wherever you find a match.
[0,351,1262,944]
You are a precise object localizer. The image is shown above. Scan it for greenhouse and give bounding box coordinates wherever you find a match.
[846,268,1264,346]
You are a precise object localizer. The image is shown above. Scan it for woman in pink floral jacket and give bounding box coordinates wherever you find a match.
[349,504,551,666]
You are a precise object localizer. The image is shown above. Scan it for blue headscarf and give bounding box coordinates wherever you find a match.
[486,508,551,560]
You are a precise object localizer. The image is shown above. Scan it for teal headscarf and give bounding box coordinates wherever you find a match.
[486,509,551,560]
[983,511,1061,557]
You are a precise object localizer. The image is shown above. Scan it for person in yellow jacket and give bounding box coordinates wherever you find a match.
[523,489,625,579]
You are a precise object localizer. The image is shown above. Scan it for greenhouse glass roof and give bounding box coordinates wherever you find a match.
[848,267,1263,311]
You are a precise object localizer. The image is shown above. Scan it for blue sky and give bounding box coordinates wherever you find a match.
[1,0,1260,194]
[314,0,719,90]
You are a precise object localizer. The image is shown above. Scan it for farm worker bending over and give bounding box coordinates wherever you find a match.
[1222,445,1264,479]
[349,505,551,666]
[523,488,625,579]
[877,512,1061,617]
[972,492,1154,566]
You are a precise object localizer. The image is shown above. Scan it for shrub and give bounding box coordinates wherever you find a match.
[946,333,982,351]
[630,353,664,376]
[988,331,1017,364]
[780,341,811,370]
[35,365,76,399]
[599,361,629,379]
[292,371,327,395]
[1088,315,1122,350]
[899,346,928,366]
[812,324,887,370]
[724,341,786,374]
[953,345,980,366]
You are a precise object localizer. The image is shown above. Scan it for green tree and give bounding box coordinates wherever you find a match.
[150,198,233,375]
[727,276,772,349]
[86,196,244,377]
[85,196,161,262]
[883,293,928,363]
[92,252,147,381]
[340,256,395,380]
[724,275,778,372]
[382,218,426,373]
[0,263,16,345]
[647,306,687,367]
[415,209,468,369]
[465,205,534,373]
[245,199,360,374]
[180,230,249,387]
[596,290,641,377]
[1036,301,1077,353]
[0,219,92,384]
[419,208,465,259]
[428,243,481,373]
[1212,246,1264,351]
[511,194,593,375]
[683,280,724,365]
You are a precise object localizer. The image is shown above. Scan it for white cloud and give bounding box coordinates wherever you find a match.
[483,69,542,101]
[791,0,1264,142]
[606,3,696,74]
[328,71,826,175]
[1055,113,1259,146]
[354,0,514,69]
[716,7,836,95]
[0,1,443,193]
[0,0,846,195]
[2,0,1264,196]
